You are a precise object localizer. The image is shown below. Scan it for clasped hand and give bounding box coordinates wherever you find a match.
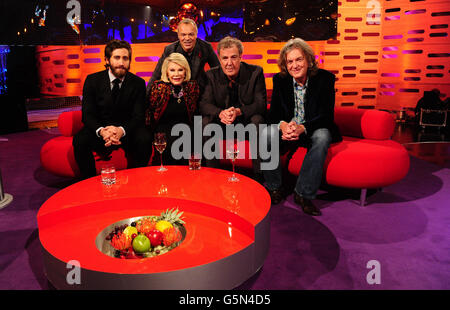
[280,121,305,141]
[219,107,242,125]
[100,126,124,147]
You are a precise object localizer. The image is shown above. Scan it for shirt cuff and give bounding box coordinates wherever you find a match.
[96,127,104,137]
[119,126,126,137]
[302,124,307,135]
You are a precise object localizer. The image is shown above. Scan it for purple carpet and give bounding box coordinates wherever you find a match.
[0,128,449,290]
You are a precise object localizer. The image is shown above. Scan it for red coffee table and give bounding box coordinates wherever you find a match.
[37,166,271,289]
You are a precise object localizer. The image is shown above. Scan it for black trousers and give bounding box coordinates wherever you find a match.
[202,114,264,177]
[72,126,153,179]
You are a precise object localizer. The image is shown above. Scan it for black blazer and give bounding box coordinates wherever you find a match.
[199,62,267,123]
[268,69,342,143]
[81,69,147,135]
[147,38,220,94]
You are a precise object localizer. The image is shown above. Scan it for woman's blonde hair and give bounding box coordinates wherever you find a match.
[277,38,318,76]
[161,52,191,83]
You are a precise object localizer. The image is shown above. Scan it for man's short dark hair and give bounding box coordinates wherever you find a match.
[104,40,132,62]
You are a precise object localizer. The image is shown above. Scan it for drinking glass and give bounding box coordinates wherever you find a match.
[189,153,201,170]
[101,165,116,185]
[226,146,239,182]
[153,132,167,172]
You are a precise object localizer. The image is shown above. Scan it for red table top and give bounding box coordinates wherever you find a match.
[37,166,271,274]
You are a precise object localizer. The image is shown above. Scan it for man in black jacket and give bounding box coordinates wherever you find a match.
[147,18,219,94]
[73,40,152,179]
[262,38,342,215]
[199,36,267,180]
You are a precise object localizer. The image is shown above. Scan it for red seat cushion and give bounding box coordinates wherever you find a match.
[58,110,83,137]
[334,107,395,140]
[40,136,129,178]
[287,137,410,188]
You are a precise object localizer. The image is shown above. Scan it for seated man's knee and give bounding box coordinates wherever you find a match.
[72,128,91,148]
[250,114,265,126]
[134,127,152,145]
[311,128,332,147]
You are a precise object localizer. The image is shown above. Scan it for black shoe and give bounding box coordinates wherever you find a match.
[294,193,322,216]
[267,188,284,205]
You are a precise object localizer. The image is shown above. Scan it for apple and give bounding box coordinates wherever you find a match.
[147,229,164,247]
[132,234,151,253]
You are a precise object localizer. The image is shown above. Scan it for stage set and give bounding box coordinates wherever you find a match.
[0,0,449,291]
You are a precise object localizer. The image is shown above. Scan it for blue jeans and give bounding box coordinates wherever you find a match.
[261,126,332,199]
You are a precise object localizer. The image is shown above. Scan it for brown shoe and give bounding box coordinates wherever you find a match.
[294,193,322,216]
[267,188,284,205]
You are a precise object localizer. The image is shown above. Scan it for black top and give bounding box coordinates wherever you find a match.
[155,94,189,132]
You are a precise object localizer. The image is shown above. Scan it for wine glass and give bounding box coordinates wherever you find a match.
[154,132,167,172]
[226,145,239,182]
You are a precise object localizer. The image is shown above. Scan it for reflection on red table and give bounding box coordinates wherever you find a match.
[38,166,271,275]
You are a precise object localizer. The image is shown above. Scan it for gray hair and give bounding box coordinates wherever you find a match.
[278,38,318,76]
[217,36,243,56]
[177,18,198,35]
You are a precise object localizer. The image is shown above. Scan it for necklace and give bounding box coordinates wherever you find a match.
[171,85,184,103]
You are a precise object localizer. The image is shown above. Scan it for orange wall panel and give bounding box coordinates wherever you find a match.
[36,0,450,112]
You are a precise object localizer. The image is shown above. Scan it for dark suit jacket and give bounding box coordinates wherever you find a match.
[147,38,220,94]
[81,69,147,136]
[268,69,342,143]
[199,62,267,123]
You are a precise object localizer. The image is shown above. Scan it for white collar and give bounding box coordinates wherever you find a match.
[108,69,125,84]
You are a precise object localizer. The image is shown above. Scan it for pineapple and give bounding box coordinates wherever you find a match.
[159,208,185,226]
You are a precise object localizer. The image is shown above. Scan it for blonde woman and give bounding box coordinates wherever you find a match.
[146,52,200,165]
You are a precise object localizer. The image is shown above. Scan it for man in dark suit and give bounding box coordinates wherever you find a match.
[147,18,219,94]
[262,38,342,215]
[73,40,152,179]
[199,36,267,180]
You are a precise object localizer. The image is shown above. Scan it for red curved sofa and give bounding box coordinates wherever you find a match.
[40,110,132,178]
[288,107,410,204]
[217,107,410,205]
[40,108,410,204]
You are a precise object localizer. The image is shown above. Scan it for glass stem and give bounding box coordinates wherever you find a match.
[160,152,163,169]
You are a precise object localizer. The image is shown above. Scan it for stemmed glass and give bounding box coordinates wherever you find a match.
[154,132,167,172]
[226,144,239,182]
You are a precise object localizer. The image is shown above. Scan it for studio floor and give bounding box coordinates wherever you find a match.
[0,121,449,290]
